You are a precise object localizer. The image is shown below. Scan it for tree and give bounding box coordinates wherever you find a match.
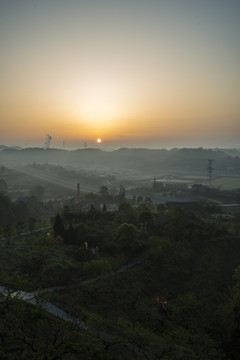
[157,203,166,213]
[116,223,140,257]
[12,200,30,222]
[82,259,112,279]
[0,179,7,192]
[117,203,136,225]
[118,185,126,203]
[168,206,188,241]
[144,196,152,204]
[28,217,37,233]
[99,186,109,199]
[0,193,13,225]
[231,264,240,358]
[102,203,107,211]
[62,204,75,222]
[90,204,96,213]
[53,213,65,238]
[198,200,222,215]
[137,204,154,233]
[137,195,143,203]
[64,223,77,245]
[31,185,45,201]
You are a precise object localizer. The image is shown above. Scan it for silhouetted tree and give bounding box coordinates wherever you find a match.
[137,205,154,232]
[137,195,143,203]
[0,179,7,192]
[117,203,136,224]
[90,204,95,212]
[116,223,140,258]
[28,217,37,233]
[12,200,30,222]
[99,186,109,199]
[53,213,65,238]
[102,203,107,212]
[64,223,76,244]
[118,185,126,203]
[0,193,13,225]
[31,185,45,201]
[157,203,166,213]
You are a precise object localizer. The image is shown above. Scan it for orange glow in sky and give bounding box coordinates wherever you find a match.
[0,1,239,148]
[97,138,102,143]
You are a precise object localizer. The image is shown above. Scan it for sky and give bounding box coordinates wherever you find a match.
[0,0,240,149]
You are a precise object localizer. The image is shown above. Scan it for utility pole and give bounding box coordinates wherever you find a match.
[207,159,214,187]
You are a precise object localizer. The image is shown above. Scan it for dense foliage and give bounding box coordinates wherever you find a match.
[1,202,240,359]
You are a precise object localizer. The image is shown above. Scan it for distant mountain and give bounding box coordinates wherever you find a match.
[0,145,22,151]
[0,147,239,175]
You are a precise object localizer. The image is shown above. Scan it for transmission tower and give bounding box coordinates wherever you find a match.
[207,159,214,187]
[44,134,52,149]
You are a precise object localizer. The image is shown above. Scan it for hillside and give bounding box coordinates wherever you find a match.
[1,147,240,175]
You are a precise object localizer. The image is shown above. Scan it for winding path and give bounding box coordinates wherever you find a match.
[0,256,196,359]
[38,255,146,293]
[0,256,152,358]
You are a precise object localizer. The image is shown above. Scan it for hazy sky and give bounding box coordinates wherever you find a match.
[0,0,240,148]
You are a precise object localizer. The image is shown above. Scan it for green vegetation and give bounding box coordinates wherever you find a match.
[1,200,240,359]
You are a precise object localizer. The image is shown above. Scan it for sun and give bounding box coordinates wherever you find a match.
[96,138,102,143]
